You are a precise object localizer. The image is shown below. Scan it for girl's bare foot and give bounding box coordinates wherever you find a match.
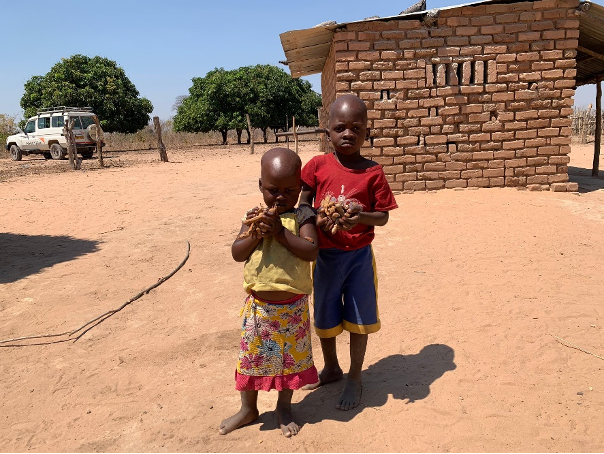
[335,376,362,411]
[302,366,344,390]
[218,407,259,435]
[276,403,300,437]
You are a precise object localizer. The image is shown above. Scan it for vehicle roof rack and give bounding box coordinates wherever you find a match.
[36,106,94,114]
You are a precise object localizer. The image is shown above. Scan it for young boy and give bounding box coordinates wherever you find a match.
[299,94,398,410]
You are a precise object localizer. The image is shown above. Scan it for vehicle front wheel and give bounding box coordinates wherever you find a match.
[10,145,22,161]
[50,143,66,160]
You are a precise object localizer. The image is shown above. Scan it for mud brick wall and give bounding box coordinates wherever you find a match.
[319,0,580,192]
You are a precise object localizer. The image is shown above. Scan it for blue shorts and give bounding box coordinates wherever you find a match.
[312,245,380,338]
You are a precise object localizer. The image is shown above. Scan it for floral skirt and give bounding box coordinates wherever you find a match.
[236,293,318,391]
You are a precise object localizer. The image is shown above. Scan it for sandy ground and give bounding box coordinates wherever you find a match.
[1,141,604,452]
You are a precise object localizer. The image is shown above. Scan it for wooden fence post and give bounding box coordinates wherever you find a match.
[63,118,80,170]
[246,113,254,154]
[292,116,298,154]
[92,115,104,168]
[582,104,592,144]
[592,79,602,177]
[153,116,169,162]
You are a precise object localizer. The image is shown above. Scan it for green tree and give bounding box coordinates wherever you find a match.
[244,65,321,143]
[173,68,230,144]
[20,55,153,133]
[173,64,321,144]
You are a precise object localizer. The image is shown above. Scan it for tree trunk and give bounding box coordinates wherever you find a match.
[245,127,251,144]
[221,130,228,145]
[246,114,254,155]
[262,127,268,143]
[236,128,242,144]
[274,129,279,143]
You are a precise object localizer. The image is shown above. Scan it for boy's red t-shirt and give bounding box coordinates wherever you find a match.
[301,153,398,250]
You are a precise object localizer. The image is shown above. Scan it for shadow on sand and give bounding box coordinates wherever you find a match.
[568,166,604,193]
[0,233,99,284]
[257,343,456,431]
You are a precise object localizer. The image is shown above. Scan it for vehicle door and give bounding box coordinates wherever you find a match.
[67,115,87,147]
[20,120,41,151]
[35,116,51,150]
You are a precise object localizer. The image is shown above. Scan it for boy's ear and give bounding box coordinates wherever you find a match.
[326,128,331,141]
[365,128,371,140]
[258,178,263,192]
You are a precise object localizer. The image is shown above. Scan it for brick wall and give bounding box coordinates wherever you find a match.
[320,42,337,153]
[322,0,580,191]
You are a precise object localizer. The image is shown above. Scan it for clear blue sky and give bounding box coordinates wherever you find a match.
[0,0,595,121]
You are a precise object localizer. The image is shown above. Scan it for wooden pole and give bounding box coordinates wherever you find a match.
[582,104,592,144]
[593,78,602,177]
[92,115,104,168]
[153,116,168,162]
[63,118,80,170]
[246,113,254,154]
[292,116,298,154]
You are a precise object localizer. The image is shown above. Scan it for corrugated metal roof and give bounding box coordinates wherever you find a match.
[576,1,604,85]
[280,0,604,85]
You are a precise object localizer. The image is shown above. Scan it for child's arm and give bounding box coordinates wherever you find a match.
[262,209,319,262]
[299,184,314,207]
[232,207,272,262]
[300,184,334,232]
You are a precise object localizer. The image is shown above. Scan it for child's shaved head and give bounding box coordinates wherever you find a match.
[329,94,368,125]
[261,147,302,180]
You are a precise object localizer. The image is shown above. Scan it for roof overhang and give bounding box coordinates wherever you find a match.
[576,1,604,86]
[279,0,604,85]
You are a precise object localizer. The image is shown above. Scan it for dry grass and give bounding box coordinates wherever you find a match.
[103,122,321,152]
[1,112,599,160]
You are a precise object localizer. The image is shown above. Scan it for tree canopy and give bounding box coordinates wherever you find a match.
[173,64,321,144]
[20,55,153,133]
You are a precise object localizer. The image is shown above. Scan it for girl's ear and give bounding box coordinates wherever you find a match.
[258,178,263,192]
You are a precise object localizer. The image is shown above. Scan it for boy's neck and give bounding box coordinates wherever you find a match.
[334,150,370,170]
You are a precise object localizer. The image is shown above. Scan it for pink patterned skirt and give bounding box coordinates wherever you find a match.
[235,293,318,391]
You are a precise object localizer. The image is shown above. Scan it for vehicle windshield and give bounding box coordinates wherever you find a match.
[24,121,35,134]
[80,116,95,128]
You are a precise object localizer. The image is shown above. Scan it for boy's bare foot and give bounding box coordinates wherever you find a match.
[302,367,344,390]
[335,376,362,411]
[276,403,300,437]
[218,407,259,435]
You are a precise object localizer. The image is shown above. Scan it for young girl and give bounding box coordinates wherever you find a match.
[219,147,319,438]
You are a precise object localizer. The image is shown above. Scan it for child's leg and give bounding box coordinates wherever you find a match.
[302,336,343,390]
[218,390,259,435]
[337,332,368,411]
[276,389,300,437]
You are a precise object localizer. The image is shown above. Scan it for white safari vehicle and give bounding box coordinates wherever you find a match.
[5,106,104,161]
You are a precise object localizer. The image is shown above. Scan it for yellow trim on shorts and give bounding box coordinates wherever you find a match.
[343,320,381,335]
[315,324,344,338]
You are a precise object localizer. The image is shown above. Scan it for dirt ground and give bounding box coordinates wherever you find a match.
[1,141,604,452]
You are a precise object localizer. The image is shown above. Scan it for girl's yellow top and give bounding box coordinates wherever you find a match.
[243,210,312,295]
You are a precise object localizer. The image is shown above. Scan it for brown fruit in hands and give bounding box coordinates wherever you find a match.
[237,204,277,240]
[317,194,362,235]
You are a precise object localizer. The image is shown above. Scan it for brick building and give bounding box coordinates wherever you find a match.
[280,0,604,192]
